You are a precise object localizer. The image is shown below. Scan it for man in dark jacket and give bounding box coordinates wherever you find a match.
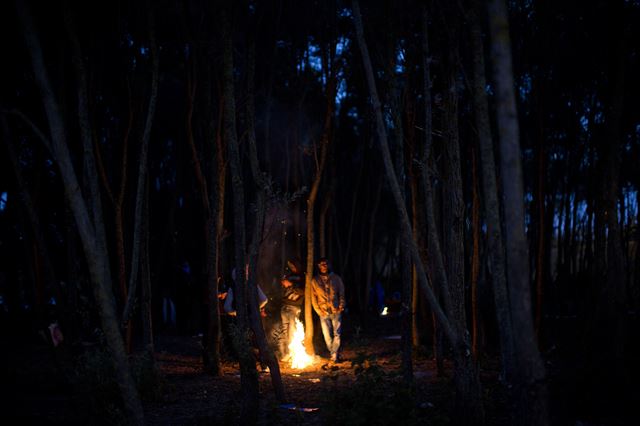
[278,259,304,362]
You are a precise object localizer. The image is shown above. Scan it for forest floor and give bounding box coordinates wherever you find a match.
[4,313,639,425]
[142,331,509,426]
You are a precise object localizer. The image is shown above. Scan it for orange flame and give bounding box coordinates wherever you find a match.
[288,318,314,369]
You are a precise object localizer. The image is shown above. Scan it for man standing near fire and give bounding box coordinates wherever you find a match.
[311,257,345,363]
[278,258,305,362]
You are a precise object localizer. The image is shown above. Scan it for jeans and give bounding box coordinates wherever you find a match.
[278,304,301,357]
[319,312,342,358]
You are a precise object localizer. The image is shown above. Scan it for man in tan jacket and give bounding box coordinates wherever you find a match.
[310,257,345,362]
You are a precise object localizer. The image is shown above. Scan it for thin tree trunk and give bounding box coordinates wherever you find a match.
[122,4,159,333]
[341,160,364,275]
[354,16,472,412]
[600,23,627,372]
[635,195,640,312]
[487,1,549,424]
[220,3,258,421]
[141,174,154,355]
[246,38,286,402]
[441,25,484,422]
[562,174,572,277]
[468,0,515,383]
[16,2,144,423]
[471,146,480,356]
[410,173,421,347]
[65,205,82,341]
[292,133,303,260]
[303,59,335,355]
[418,7,452,380]
[94,78,133,349]
[535,139,545,338]
[364,178,381,315]
[2,117,59,312]
[63,2,110,300]
[416,8,455,334]
[184,52,222,374]
[202,72,223,376]
[318,188,331,258]
[319,169,336,258]
[352,0,458,358]
[65,0,124,349]
[261,0,283,172]
[215,97,227,356]
[387,60,413,383]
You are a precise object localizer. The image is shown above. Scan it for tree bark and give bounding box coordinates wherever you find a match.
[220,3,259,421]
[319,167,336,258]
[303,56,335,354]
[534,136,545,339]
[387,57,413,383]
[92,35,134,352]
[122,3,159,336]
[340,155,364,278]
[183,50,223,374]
[2,117,59,314]
[597,18,627,373]
[468,0,515,383]
[201,67,223,376]
[363,178,381,315]
[246,37,286,402]
[141,174,154,355]
[16,2,144,423]
[410,173,421,347]
[441,23,484,422]
[471,146,480,356]
[487,0,549,424]
[352,0,459,361]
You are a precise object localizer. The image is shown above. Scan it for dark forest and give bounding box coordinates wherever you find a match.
[1,0,638,425]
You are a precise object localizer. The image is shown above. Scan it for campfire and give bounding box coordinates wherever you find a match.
[288,318,314,369]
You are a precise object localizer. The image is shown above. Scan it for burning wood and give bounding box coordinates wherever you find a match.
[288,318,314,369]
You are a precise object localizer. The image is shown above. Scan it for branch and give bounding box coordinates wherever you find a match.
[5,109,53,155]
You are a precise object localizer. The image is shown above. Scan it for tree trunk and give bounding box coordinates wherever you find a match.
[319,168,336,258]
[635,194,640,313]
[246,37,286,402]
[441,26,484,422]
[16,2,144,423]
[417,7,453,381]
[387,60,413,383]
[598,21,627,374]
[363,178,381,315]
[2,117,59,314]
[471,146,480,356]
[63,2,111,304]
[122,4,159,338]
[341,158,364,271]
[202,69,223,376]
[184,51,223,374]
[93,59,134,352]
[352,0,458,364]
[468,0,515,384]
[261,0,283,172]
[141,175,154,355]
[303,60,335,355]
[487,1,549,424]
[534,137,545,338]
[220,3,259,421]
[410,174,421,347]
